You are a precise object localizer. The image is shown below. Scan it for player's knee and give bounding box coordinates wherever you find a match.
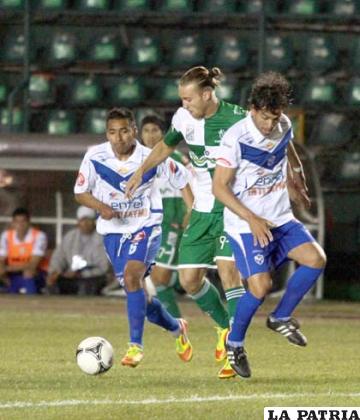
[123,272,142,292]
[304,247,327,269]
[179,274,201,295]
[248,277,272,299]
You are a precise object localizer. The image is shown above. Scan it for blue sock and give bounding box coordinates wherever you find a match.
[228,291,264,345]
[273,265,324,320]
[127,289,147,346]
[146,297,179,332]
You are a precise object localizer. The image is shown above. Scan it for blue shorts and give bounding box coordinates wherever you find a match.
[226,220,315,279]
[103,225,162,286]
[8,274,38,295]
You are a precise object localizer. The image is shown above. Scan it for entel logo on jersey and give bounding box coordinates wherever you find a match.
[254,254,264,265]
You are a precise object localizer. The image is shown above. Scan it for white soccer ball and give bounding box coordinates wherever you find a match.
[76,336,114,375]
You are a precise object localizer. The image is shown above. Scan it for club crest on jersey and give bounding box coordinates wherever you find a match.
[132,230,146,243]
[265,141,276,150]
[185,125,195,142]
[118,167,129,175]
[254,254,264,265]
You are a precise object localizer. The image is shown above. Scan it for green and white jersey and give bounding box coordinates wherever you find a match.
[164,100,246,213]
[154,150,189,226]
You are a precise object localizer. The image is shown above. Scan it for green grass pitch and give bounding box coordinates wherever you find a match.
[0,295,359,419]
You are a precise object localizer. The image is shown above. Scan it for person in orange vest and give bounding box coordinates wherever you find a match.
[0,207,48,294]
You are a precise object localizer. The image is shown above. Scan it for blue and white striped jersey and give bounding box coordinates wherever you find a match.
[74,141,189,235]
[217,113,295,234]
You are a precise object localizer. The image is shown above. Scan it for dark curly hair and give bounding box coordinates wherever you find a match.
[249,71,292,112]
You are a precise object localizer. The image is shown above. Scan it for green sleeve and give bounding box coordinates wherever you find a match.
[164,127,184,147]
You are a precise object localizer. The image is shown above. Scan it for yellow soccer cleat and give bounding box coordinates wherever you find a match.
[121,344,144,368]
[175,318,193,362]
[215,327,229,362]
[218,357,236,379]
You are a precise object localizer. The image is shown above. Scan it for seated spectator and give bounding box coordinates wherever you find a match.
[0,207,48,294]
[47,206,109,295]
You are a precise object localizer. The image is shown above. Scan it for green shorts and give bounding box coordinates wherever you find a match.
[178,209,234,268]
[155,224,183,269]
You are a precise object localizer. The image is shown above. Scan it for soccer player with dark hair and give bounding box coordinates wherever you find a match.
[213,71,326,378]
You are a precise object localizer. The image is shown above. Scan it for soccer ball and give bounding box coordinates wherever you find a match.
[76,336,114,375]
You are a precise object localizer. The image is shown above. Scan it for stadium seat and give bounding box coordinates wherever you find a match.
[110,76,144,106]
[216,78,239,103]
[75,0,110,11]
[2,33,33,64]
[282,0,320,14]
[304,36,338,73]
[36,0,68,10]
[82,108,107,134]
[71,77,102,106]
[237,0,277,14]
[0,79,8,105]
[157,78,180,104]
[339,152,360,183]
[308,113,351,146]
[265,35,294,72]
[157,0,192,12]
[28,73,55,107]
[87,34,121,63]
[197,0,237,13]
[327,0,359,16]
[212,34,249,71]
[0,108,24,133]
[49,32,77,65]
[46,110,76,135]
[169,34,205,69]
[0,0,24,9]
[127,34,161,68]
[303,78,336,105]
[346,77,360,106]
[113,0,151,12]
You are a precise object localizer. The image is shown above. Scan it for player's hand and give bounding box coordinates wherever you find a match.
[248,215,276,248]
[125,169,143,199]
[99,205,116,220]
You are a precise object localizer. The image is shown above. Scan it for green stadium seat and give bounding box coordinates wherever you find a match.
[87,34,121,63]
[304,36,338,73]
[29,73,55,107]
[351,38,360,73]
[157,0,192,12]
[216,78,238,103]
[237,0,277,14]
[75,0,110,11]
[82,108,107,134]
[283,0,320,14]
[169,34,205,69]
[265,35,294,72]
[309,113,351,146]
[346,77,360,106]
[0,108,24,133]
[49,32,77,65]
[0,0,24,9]
[71,77,102,106]
[157,78,180,104]
[339,152,360,183]
[2,33,33,64]
[127,34,161,68]
[36,0,68,10]
[303,78,336,105]
[46,110,76,135]
[212,34,249,71]
[110,76,144,106]
[327,0,359,16]
[0,79,8,105]
[113,0,151,12]
[197,0,237,13]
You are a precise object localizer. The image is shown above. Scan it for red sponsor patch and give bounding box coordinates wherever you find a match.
[76,172,85,186]
[132,230,146,243]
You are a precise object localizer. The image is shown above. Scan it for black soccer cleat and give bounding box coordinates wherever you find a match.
[266,315,307,347]
[225,344,251,378]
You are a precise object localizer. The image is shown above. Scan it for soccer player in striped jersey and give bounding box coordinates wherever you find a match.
[213,72,326,378]
[140,115,191,318]
[126,66,247,378]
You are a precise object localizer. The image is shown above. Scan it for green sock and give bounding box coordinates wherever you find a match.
[191,278,229,329]
[225,286,246,327]
[156,286,182,318]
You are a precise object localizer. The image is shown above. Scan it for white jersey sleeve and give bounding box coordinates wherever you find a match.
[74,148,98,194]
[0,231,8,258]
[32,230,47,257]
[216,125,241,169]
[158,157,189,190]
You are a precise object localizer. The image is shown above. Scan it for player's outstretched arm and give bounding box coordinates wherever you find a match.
[125,140,175,199]
[213,165,275,248]
[75,192,115,220]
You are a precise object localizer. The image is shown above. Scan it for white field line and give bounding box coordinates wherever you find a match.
[0,392,360,410]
